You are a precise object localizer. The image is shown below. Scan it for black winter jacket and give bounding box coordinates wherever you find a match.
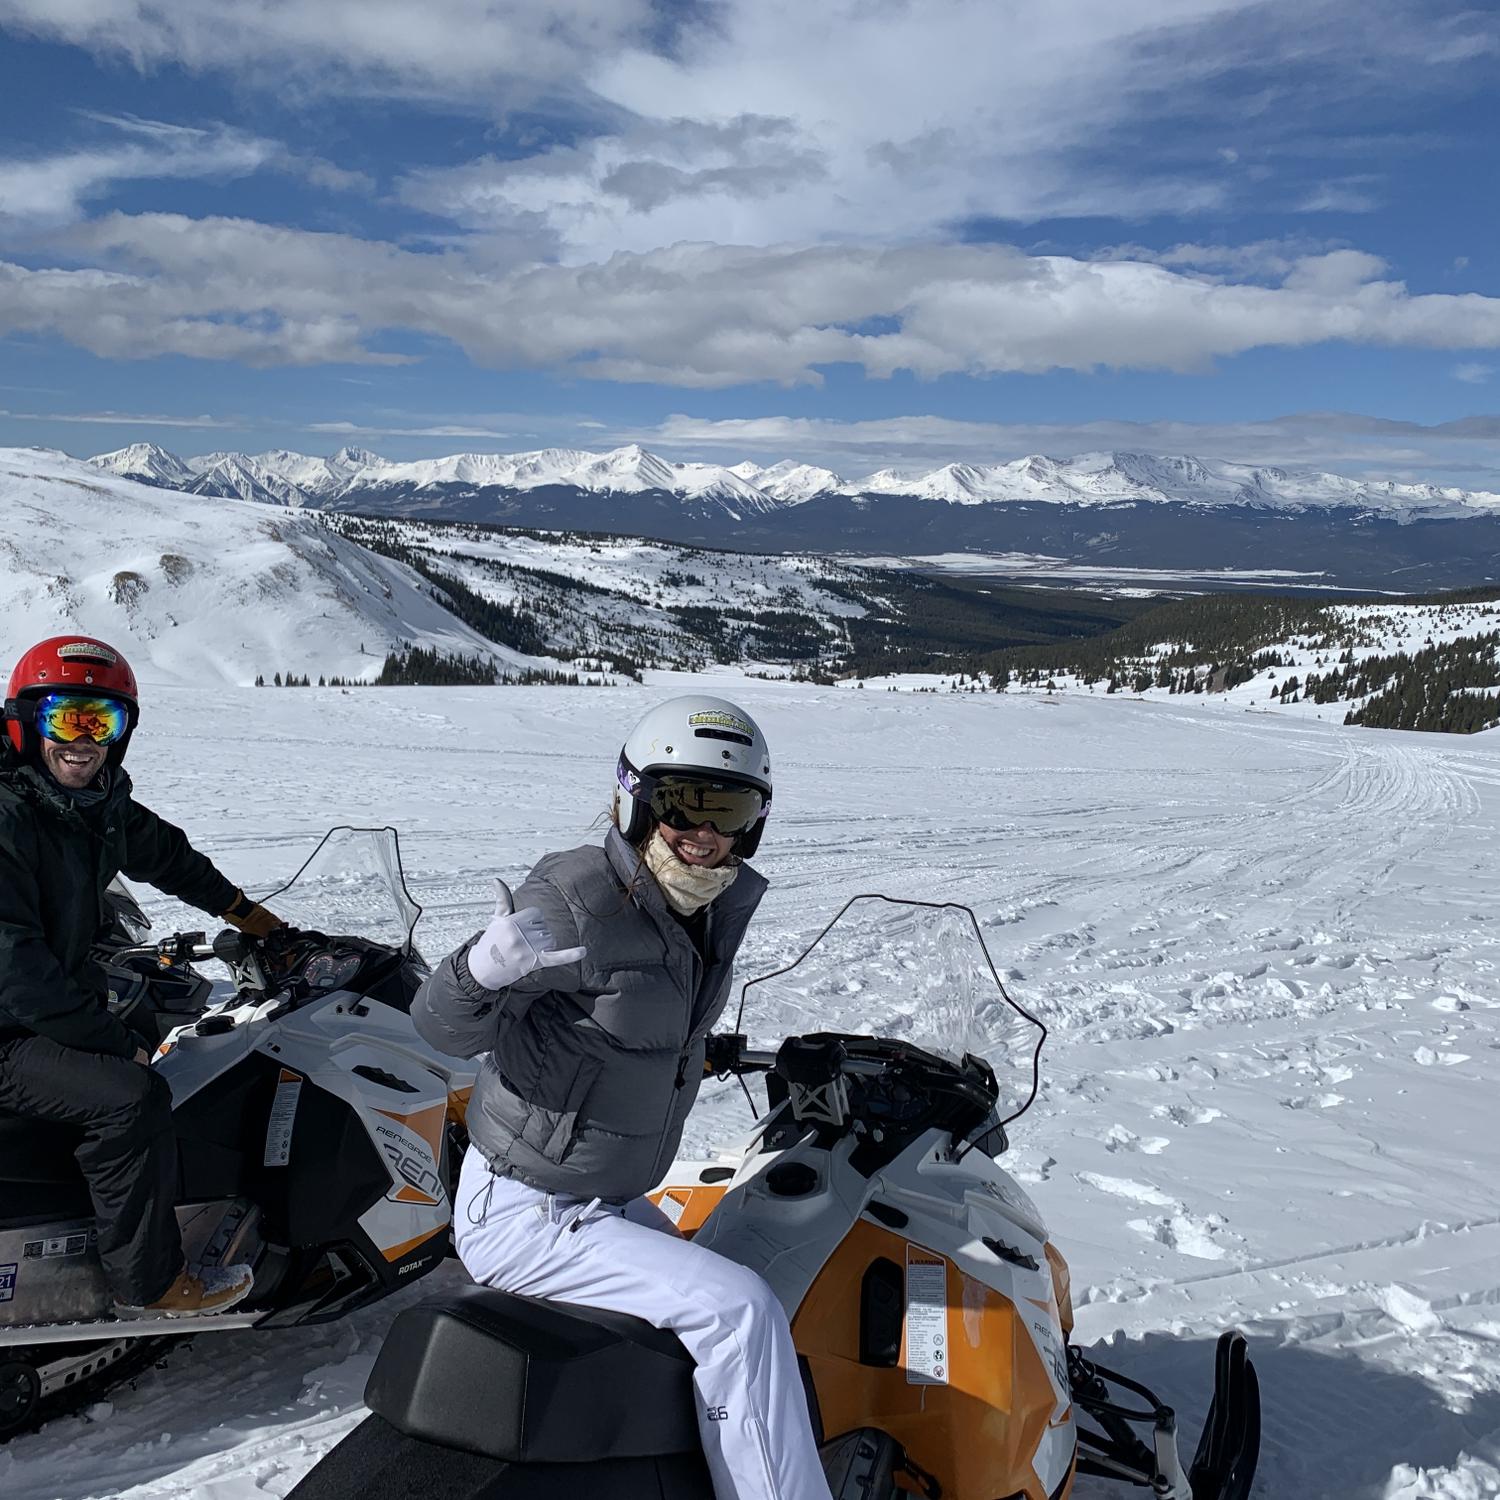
[0,748,239,1058]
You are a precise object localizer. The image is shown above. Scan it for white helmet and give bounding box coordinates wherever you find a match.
[615,695,773,856]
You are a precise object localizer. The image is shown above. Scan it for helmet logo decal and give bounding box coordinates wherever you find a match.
[57,641,118,666]
[689,709,754,737]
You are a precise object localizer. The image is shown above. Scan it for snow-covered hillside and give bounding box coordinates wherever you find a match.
[0,448,539,685]
[983,595,1500,735]
[85,441,1500,519]
[328,513,875,673]
[2,681,1499,1499]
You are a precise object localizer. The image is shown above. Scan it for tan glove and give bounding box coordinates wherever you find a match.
[222,889,285,940]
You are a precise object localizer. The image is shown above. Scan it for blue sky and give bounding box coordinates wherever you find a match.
[2,1,1500,484]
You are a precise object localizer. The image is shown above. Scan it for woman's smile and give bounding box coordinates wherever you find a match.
[658,822,733,868]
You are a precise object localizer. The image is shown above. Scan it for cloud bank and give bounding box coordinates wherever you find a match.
[6,218,1500,385]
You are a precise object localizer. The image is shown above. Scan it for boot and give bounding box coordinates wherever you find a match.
[116,1261,254,1319]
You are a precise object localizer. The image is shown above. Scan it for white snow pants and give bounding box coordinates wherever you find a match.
[455,1147,833,1500]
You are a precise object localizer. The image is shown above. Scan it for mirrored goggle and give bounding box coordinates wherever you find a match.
[648,776,766,836]
[35,693,130,746]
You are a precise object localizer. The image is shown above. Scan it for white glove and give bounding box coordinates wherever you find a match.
[466,879,588,991]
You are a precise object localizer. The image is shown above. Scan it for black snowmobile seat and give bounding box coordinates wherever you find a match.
[0,1109,93,1223]
[366,1284,702,1463]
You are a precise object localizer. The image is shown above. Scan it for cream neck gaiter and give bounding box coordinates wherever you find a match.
[642,828,740,915]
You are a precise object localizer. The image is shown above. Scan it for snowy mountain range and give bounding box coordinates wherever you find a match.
[86,440,1500,521]
[68,441,1500,590]
[0,447,920,685]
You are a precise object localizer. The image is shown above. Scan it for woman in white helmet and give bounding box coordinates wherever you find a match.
[413,695,831,1500]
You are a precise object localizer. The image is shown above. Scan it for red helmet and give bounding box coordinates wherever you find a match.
[4,636,141,763]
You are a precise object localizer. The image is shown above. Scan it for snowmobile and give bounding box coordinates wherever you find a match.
[0,827,477,1436]
[289,895,1259,1500]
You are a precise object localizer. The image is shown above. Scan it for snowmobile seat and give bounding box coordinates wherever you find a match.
[0,1110,92,1223]
[365,1283,703,1463]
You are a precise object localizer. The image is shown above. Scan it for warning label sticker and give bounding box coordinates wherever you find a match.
[658,1191,689,1227]
[264,1069,303,1167]
[23,1232,92,1260]
[0,1264,16,1304]
[905,1248,949,1386]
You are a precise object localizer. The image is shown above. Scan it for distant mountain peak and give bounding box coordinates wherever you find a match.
[88,442,195,487]
[331,446,387,469]
[189,454,313,508]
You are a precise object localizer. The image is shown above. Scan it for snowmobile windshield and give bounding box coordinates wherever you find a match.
[103,877,152,945]
[262,826,422,957]
[738,895,1046,1125]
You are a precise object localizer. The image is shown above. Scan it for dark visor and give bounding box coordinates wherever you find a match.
[647,775,766,836]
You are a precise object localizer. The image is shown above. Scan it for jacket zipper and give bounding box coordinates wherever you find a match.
[674,919,708,1092]
[655,934,704,1179]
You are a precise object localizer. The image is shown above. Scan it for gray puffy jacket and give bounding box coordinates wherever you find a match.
[413,827,767,1202]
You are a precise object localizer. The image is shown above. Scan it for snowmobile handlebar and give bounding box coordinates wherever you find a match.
[723,1038,936,1086]
[716,1036,884,1079]
[109,932,225,968]
[109,925,323,1000]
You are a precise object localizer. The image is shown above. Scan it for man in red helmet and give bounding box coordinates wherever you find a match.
[0,635,283,1318]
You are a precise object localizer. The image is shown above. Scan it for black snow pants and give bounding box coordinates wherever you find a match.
[0,1035,182,1306]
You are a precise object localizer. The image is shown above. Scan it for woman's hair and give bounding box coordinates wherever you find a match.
[581,800,653,911]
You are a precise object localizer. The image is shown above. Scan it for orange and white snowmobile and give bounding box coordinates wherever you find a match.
[290,897,1259,1500]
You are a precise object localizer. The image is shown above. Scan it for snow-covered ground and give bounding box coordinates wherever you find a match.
[4,679,1500,1499]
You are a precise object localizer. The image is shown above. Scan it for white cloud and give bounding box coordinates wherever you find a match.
[0,119,274,226]
[0,1,659,102]
[1092,238,1341,281]
[1294,179,1383,214]
[304,419,518,439]
[6,2,1492,253]
[7,218,1500,387]
[0,406,227,427]
[1453,362,1493,384]
[0,114,369,228]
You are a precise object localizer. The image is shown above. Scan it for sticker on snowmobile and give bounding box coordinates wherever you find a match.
[22,1233,91,1260]
[658,1191,689,1227]
[1031,1316,1069,1401]
[904,1249,949,1385]
[373,1103,446,1206]
[0,1263,16,1303]
[264,1069,304,1167]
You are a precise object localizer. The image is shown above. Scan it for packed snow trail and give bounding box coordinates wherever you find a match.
[3,682,1499,1499]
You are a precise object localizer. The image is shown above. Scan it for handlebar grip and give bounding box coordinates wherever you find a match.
[776,1035,849,1086]
[212,928,252,965]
